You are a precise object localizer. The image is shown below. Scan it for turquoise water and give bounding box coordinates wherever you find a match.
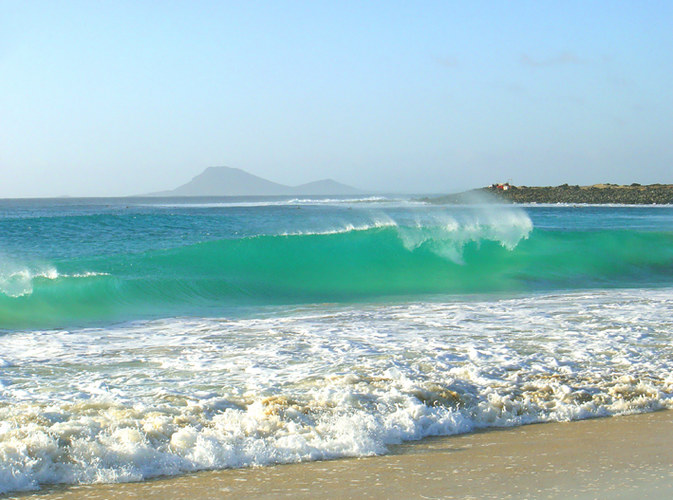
[2,198,673,329]
[1,196,673,493]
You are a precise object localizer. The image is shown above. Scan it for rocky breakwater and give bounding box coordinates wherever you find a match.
[424,184,673,205]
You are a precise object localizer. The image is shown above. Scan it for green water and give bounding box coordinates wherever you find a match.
[2,197,673,329]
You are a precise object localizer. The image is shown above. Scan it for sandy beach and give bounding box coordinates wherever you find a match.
[6,410,672,500]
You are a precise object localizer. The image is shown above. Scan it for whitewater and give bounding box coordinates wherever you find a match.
[1,196,673,494]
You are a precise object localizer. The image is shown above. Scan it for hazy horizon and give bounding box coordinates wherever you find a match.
[1,2,671,198]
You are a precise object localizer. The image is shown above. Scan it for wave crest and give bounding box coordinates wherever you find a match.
[0,260,58,298]
[4,216,673,329]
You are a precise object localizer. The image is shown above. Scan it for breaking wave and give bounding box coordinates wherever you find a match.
[2,211,673,329]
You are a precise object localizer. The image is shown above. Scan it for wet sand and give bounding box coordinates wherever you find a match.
[7,410,673,499]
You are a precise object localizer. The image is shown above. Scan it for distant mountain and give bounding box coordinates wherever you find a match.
[147,167,361,196]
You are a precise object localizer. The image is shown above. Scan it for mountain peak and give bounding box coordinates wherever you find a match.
[150,167,361,196]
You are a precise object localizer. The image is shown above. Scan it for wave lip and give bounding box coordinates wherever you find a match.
[0,265,109,299]
[0,263,58,298]
[280,217,398,236]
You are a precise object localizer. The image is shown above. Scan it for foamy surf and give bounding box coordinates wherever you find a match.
[1,288,673,494]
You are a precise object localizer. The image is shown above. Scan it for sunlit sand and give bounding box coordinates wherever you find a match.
[9,410,672,500]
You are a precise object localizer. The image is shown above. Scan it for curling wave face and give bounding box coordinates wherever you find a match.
[1,205,535,328]
[3,218,673,329]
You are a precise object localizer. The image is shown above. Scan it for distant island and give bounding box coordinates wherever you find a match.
[146,167,361,196]
[424,183,673,205]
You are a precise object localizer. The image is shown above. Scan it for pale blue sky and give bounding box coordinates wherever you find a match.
[1,1,671,197]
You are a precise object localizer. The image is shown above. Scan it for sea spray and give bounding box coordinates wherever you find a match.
[0,256,59,298]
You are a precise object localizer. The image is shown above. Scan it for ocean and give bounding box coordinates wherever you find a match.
[1,195,673,494]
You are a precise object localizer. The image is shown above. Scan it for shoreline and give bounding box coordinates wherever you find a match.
[7,410,673,499]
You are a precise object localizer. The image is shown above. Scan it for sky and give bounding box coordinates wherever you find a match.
[1,1,672,197]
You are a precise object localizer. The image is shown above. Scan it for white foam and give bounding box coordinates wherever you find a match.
[0,258,60,297]
[279,217,397,236]
[0,265,109,298]
[1,288,673,493]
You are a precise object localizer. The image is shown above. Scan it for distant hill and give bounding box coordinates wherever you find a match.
[147,167,361,196]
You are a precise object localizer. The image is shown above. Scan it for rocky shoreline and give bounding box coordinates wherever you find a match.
[424,183,673,205]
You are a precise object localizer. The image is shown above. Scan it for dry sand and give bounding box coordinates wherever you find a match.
[6,410,673,499]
